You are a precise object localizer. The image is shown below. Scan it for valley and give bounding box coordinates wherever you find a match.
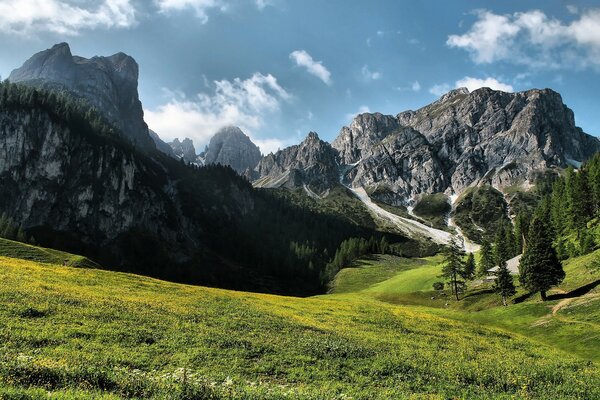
[1,30,600,400]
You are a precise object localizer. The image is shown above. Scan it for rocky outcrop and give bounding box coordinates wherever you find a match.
[344,127,446,205]
[332,87,600,203]
[332,112,400,164]
[149,129,175,157]
[169,138,198,163]
[204,126,262,173]
[254,132,339,193]
[8,43,155,151]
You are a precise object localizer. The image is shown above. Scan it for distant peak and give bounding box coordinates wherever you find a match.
[306,131,320,141]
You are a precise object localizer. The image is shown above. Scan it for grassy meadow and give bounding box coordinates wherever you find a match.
[0,239,599,398]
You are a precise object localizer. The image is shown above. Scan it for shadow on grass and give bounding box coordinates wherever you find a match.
[547,279,600,300]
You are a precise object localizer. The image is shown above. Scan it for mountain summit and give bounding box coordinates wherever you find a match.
[8,43,155,151]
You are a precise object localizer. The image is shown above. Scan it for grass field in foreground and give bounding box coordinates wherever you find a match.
[0,252,599,399]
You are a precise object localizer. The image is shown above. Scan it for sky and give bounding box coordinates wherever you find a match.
[0,0,600,154]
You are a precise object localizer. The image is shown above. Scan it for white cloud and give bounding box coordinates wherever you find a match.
[0,0,136,35]
[155,0,226,23]
[361,65,382,80]
[411,81,421,91]
[289,50,332,85]
[447,8,600,69]
[345,105,370,122]
[429,76,513,97]
[455,77,513,92]
[145,72,290,155]
[429,83,451,96]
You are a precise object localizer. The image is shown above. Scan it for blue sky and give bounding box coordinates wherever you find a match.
[0,0,599,154]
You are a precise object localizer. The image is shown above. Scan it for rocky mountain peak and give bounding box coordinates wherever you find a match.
[253,131,339,191]
[8,43,155,151]
[169,138,197,163]
[332,112,400,164]
[204,126,262,173]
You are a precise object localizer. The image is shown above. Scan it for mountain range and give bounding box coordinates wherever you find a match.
[2,43,599,292]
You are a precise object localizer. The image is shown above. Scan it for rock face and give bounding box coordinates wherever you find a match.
[204,126,262,173]
[169,138,198,163]
[331,87,600,203]
[254,132,339,192]
[8,43,155,151]
[0,99,260,282]
[149,130,175,157]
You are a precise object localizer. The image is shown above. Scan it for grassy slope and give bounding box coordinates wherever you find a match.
[0,253,599,398]
[0,238,99,268]
[329,251,600,363]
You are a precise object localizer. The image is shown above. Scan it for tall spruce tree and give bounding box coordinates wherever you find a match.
[464,253,476,281]
[519,216,565,301]
[494,258,516,306]
[477,239,494,277]
[441,238,466,301]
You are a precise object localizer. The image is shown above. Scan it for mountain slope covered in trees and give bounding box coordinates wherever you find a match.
[0,81,413,294]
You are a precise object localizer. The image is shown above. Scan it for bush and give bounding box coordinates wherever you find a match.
[432,281,445,291]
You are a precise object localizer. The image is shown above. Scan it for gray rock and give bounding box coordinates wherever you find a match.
[254,132,339,192]
[169,138,198,163]
[332,87,600,203]
[149,129,175,156]
[8,43,155,151]
[204,126,262,173]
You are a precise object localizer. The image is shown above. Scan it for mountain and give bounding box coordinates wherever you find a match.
[169,137,198,163]
[0,78,403,294]
[204,126,262,174]
[8,43,155,151]
[149,129,175,156]
[257,87,599,206]
[254,132,339,193]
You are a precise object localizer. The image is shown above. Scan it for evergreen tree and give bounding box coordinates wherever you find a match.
[494,258,516,306]
[464,253,475,281]
[441,238,466,301]
[477,239,494,277]
[519,216,565,301]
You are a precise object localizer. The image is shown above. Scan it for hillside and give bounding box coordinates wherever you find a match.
[0,250,598,399]
[328,250,600,362]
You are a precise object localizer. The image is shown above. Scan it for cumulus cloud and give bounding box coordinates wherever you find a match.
[429,83,451,96]
[429,76,513,97]
[361,65,382,81]
[455,77,513,92]
[0,0,136,35]
[447,8,600,69]
[155,0,226,23]
[145,73,290,155]
[345,105,370,122]
[289,50,332,85]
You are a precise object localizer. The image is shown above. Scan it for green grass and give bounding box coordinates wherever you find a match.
[1,252,599,398]
[0,237,99,268]
[330,249,600,363]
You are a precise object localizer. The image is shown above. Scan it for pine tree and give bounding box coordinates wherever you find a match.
[519,216,565,301]
[494,258,516,306]
[477,239,494,277]
[464,253,475,281]
[441,238,466,300]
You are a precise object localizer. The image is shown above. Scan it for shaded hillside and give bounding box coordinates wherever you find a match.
[0,81,407,294]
